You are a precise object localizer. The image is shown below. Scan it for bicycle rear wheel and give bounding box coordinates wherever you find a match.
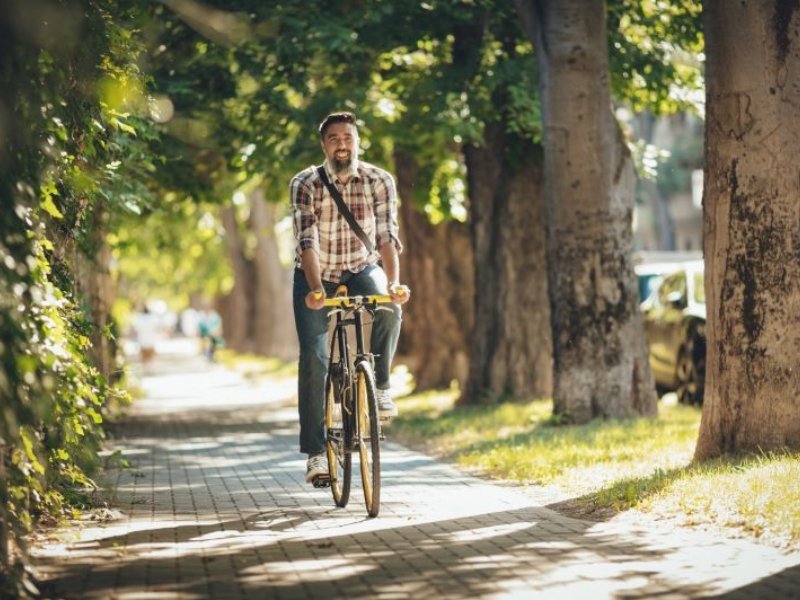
[355,361,380,517]
[325,370,351,507]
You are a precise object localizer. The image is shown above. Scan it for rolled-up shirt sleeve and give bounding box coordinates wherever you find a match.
[290,175,319,256]
[373,171,403,254]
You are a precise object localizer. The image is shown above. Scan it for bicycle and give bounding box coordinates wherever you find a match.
[315,285,405,518]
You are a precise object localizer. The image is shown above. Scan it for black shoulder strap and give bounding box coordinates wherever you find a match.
[317,166,376,253]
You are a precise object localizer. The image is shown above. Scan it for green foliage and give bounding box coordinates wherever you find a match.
[0,212,132,597]
[608,0,705,114]
[112,199,231,308]
[0,1,149,594]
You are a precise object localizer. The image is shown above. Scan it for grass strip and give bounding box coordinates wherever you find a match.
[388,388,800,548]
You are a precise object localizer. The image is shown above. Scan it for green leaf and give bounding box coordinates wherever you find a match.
[87,407,103,424]
[118,121,137,136]
[41,183,64,219]
[20,429,45,476]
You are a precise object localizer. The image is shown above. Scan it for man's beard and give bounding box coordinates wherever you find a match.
[331,151,353,173]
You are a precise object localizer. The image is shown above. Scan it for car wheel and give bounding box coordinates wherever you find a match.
[675,334,705,406]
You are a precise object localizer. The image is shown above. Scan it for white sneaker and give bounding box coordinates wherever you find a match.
[305,453,328,483]
[376,388,398,418]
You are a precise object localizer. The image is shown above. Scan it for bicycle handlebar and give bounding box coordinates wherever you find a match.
[319,294,398,308]
[313,286,409,308]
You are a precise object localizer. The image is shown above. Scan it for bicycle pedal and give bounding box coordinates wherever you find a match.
[312,475,331,488]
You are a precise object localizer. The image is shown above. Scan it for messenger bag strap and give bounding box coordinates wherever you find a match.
[317,166,376,254]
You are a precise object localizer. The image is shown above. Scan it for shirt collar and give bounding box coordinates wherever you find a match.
[323,158,361,183]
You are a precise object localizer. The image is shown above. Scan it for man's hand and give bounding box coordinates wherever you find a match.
[305,289,326,310]
[388,283,411,305]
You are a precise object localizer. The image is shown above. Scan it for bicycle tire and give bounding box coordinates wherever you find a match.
[325,370,351,507]
[355,361,381,517]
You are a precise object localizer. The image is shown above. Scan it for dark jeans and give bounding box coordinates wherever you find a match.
[293,264,402,455]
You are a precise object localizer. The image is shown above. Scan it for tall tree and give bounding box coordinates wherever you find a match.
[695,0,800,459]
[394,149,474,390]
[454,9,553,404]
[517,0,658,422]
[358,12,487,394]
[463,128,552,403]
[249,187,297,360]
[219,204,252,352]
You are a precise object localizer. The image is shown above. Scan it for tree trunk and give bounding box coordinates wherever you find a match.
[249,188,297,360]
[219,205,252,353]
[462,126,552,404]
[395,150,474,391]
[695,1,800,459]
[519,0,657,422]
[0,443,8,572]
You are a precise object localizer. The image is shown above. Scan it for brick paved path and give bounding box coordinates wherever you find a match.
[31,340,800,599]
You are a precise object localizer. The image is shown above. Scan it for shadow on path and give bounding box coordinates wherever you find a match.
[32,346,800,599]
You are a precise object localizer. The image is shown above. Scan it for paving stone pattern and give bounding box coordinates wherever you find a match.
[32,340,800,599]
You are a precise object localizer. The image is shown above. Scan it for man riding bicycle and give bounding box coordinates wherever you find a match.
[290,111,410,485]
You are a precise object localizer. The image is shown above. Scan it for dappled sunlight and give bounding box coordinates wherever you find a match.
[31,347,800,599]
[37,418,790,599]
[392,389,707,514]
[170,440,231,452]
[514,539,577,551]
[457,554,518,566]
[38,498,763,598]
[241,557,375,581]
[441,521,537,543]
[557,456,694,497]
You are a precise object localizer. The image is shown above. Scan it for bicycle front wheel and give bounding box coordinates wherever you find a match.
[325,371,351,507]
[355,361,381,517]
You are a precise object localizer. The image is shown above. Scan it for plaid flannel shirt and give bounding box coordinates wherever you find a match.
[290,159,403,283]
